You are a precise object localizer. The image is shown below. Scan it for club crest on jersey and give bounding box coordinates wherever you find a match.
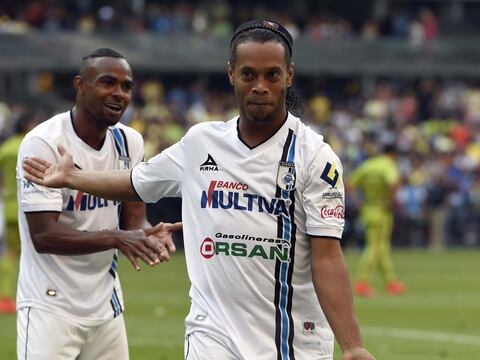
[200,154,218,171]
[276,161,296,191]
[320,161,340,188]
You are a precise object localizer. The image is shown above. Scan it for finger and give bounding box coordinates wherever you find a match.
[24,156,53,170]
[136,251,156,267]
[133,243,160,266]
[159,246,170,262]
[142,240,164,264]
[170,222,183,232]
[22,168,44,183]
[57,144,68,157]
[22,166,47,185]
[23,162,47,180]
[165,239,176,253]
[126,253,140,271]
[144,222,164,237]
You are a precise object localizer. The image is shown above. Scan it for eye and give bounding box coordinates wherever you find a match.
[101,78,115,87]
[122,82,133,92]
[241,71,254,80]
[267,70,280,81]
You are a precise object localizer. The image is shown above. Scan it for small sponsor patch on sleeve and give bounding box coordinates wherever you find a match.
[320,161,339,188]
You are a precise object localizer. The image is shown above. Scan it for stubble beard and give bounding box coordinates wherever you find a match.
[245,102,282,124]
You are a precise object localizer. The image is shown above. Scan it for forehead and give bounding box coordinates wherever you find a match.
[234,41,287,69]
[84,57,132,79]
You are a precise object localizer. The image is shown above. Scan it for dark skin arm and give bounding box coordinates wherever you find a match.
[26,211,170,270]
[120,200,148,230]
[311,237,375,360]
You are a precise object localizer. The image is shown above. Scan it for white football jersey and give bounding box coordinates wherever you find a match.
[132,113,345,359]
[17,110,143,326]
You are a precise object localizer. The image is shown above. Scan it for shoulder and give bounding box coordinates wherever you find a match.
[111,122,143,143]
[184,119,234,139]
[294,117,340,165]
[21,112,69,150]
[109,122,144,154]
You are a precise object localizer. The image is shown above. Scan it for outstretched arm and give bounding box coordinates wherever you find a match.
[311,237,375,360]
[23,145,138,201]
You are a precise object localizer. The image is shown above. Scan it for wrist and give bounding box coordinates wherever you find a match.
[64,168,78,189]
[111,230,125,249]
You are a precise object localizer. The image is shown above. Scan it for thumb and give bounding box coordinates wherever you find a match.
[57,144,67,157]
[144,222,164,236]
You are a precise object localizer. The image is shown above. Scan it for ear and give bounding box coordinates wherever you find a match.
[227,61,234,86]
[287,62,294,88]
[73,75,83,93]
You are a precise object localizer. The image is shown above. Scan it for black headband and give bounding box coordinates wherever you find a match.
[230,19,293,56]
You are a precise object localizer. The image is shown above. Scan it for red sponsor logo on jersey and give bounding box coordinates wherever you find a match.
[205,180,249,207]
[200,238,215,259]
[320,205,344,219]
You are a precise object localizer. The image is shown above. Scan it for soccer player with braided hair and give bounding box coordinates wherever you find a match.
[24,21,374,360]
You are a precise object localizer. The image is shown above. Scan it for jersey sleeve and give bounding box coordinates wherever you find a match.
[130,140,184,203]
[17,136,63,213]
[302,145,345,239]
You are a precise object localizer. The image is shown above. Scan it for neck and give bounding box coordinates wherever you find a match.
[238,108,288,148]
[71,107,108,150]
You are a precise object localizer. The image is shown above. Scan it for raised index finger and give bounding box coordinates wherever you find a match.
[169,222,183,232]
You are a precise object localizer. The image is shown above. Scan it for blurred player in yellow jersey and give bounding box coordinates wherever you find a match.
[348,143,406,297]
[0,113,39,312]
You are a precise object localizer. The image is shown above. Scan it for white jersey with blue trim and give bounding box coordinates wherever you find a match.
[132,113,345,359]
[16,110,144,326]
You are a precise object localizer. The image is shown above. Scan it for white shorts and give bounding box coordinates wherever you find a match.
[17,307,128,360]
[184,331,239,360]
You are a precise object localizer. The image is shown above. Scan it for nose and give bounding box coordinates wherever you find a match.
[112,84,129,101]
[252,76,269,95]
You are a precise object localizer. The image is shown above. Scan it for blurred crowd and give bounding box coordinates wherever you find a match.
[1,75,480,248]
[1,0,439,43]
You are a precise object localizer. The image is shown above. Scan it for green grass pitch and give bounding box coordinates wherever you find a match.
[1,249,479,359]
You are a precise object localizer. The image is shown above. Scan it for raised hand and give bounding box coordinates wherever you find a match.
[145,222,183,261]
[23,144,74,188]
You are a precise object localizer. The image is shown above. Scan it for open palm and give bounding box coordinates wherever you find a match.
[23,144,74,188]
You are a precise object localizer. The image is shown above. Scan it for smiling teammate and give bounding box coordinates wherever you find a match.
[16,48,179,359]
[23,24,374,360]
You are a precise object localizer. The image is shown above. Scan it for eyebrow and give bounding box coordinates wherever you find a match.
[98,74,134,86]
[239,65,283,72]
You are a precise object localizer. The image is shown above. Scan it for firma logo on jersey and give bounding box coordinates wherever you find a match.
[200,180,290,217]
[199,154,218,171]
[66,191,120,211]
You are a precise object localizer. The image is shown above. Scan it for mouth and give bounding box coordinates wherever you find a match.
[104,103,124,115]
[248,101,272,106]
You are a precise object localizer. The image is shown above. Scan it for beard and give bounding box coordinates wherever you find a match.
[242,86,286,124]
[244,100,283,124]
[85,105,122,128]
